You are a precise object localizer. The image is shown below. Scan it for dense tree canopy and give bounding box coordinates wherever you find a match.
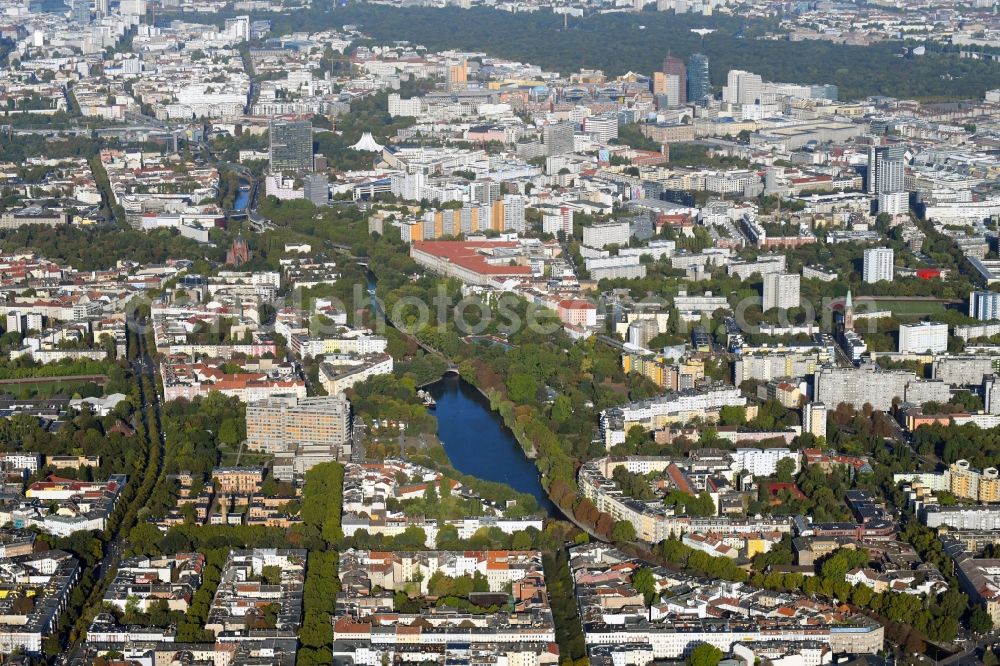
[165,5,1000,100]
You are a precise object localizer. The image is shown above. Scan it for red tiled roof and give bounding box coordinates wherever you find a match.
[558,299,596,310]
[665,463,694,495]
[413,241,533,276]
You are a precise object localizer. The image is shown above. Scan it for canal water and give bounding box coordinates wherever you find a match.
[233,186,251,211]
[425,374,556,515]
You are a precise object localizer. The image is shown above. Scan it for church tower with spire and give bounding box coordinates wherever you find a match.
[226,235,251,267]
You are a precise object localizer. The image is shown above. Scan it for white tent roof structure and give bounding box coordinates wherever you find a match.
[350,132,384,152]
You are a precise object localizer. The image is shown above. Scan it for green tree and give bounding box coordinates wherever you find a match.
[719,405,746,426]
[261,565,282,585]
[775,457,796,482]
[687,643,723,666]
[624,425,650,452]
[820,548,868,581]
[850,583,873,607]
[506,372,538,404]
[611,520,636,542]
[436,524,460,548]
[551,395,572,422]
[511,530,533,550]
[128,522,163,555]
[395,526,427,549]
[970,605,994,634]
[632,567,656,606]
[217,418,241,446]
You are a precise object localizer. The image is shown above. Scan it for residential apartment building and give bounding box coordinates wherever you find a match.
[205,549,305,639]
[896,459,1000,504]
[0,550,80,655]
[246,394,351,455]
[923,505,1000,530]
[970,290,1000,321]
[543,121,575,156]
[542,207,573,237]
[733,346,832,384]
[803,402,827,439]
[863,247,894,283]
[334,549,555,663]
[319,353,394,396]
[599,385,745,448]
[898,321,948,354]
[103,554,205,613]
[762,273,800,311]
[813,365,950,411]
[212,467,265,495]
[400,200,522,242]
[582,220,630,249]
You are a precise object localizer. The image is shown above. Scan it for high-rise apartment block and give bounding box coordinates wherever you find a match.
[814,366,944,411]
[224,16,250,42]
[542,207,573,237]
[401,200,523,242]
[543,121,575,156]
[582,220,630,249]
[583,115,618,143]
[470,180,501,205]
[120,0,145,16]
[762,273,800,311]
[898,322,948,354]
[447,61,468,90]
[986,375,1000,415]
[867,145,905,195]
[303,173,328,207]
[863,247,894,283]
[246,394,351,454]
[652,72,666,96]
[502,194,526,234]
[970,290,1000,321]
[803,402,827,440]
[71,0,90,24]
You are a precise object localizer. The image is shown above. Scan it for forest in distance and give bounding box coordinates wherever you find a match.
[165,3,1000,101]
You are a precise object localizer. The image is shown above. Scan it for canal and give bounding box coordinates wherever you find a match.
[233,185,251,211]
[425,373,556,515]
[365,268,555,515]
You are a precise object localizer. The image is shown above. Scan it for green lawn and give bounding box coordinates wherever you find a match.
[0,379,104,399]
[869,299,952,318]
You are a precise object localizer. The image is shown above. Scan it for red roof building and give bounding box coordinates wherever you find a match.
[410,240,533,286]
[557,299,597,328]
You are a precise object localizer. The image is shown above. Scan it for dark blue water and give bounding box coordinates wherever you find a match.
[234,187,250,211]
[427,374,555,515]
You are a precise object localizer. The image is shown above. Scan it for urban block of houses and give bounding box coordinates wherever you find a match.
[333,549,556,665]
[3,474,127,537]
[341,459,543,547]
[570,543,883,661]
[0,550,81,655]
[204,549,306,642]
